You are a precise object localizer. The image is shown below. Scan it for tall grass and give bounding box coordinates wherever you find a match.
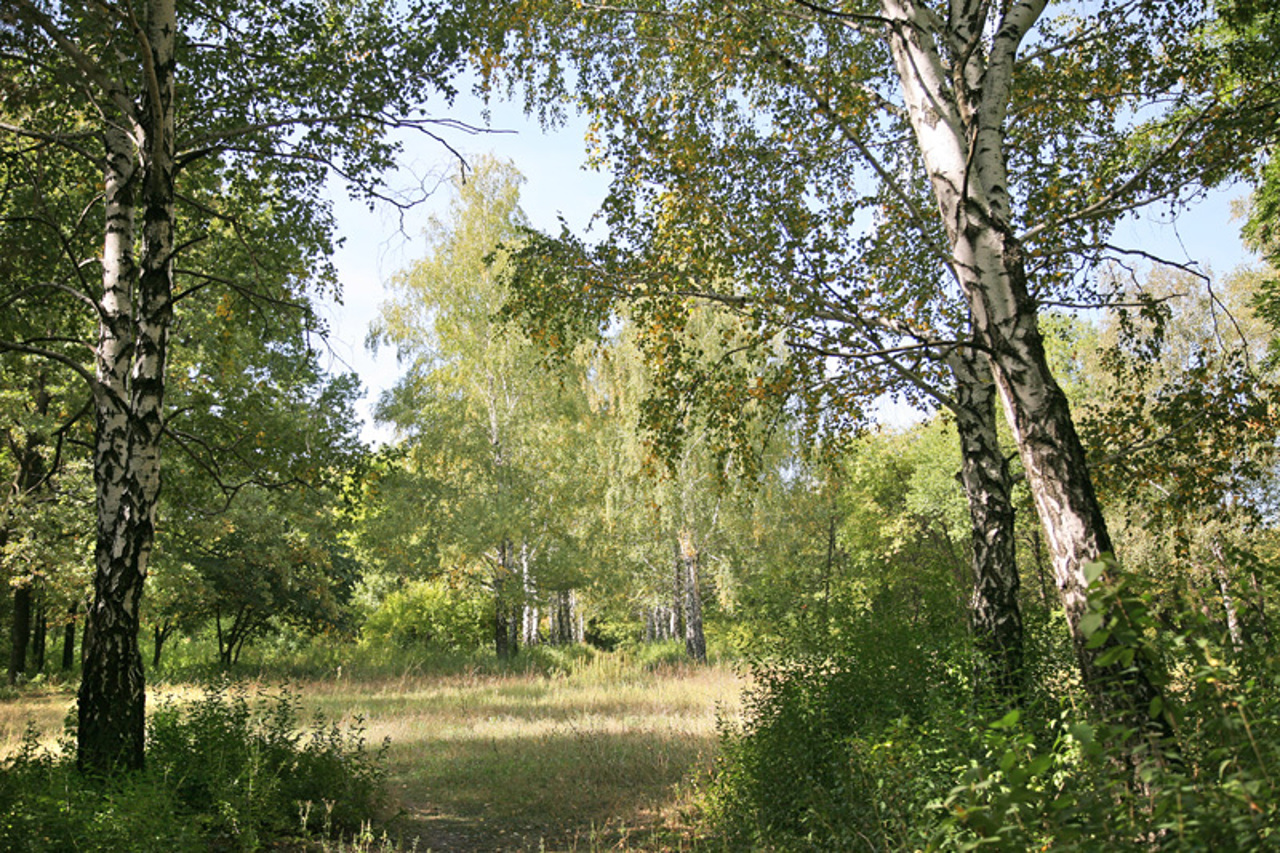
[1,644,742,851]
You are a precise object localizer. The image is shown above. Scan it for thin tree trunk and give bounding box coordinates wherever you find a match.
[677,531,706,663]
[521,543,539,647]
[822,506,836,634]
[671,541,686,642]
[61,603,77,672]
[8,584,31,685]
[948,346,1022,697]
[152,621,174,669]
[6,393,51,686]
[550,590,576,645]
[1210,542,1243,651]
[494,540,517,659]
[31,599,46,674]
[1248,573,1271,642]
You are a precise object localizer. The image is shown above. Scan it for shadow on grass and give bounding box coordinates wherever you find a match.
[313,693,715,726]
[384,725,718,852]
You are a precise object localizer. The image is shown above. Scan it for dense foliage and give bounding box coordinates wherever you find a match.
[2,0,1280,848]
[0,681,386,852]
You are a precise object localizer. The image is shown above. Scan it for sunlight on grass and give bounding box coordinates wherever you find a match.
[0,682,218,759]
[307,661,743,850]
[2,658,742,850]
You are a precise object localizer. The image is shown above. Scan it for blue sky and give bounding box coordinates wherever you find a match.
[317,95,610,443]
[317,94,1262,445]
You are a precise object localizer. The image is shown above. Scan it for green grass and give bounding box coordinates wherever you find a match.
[305,657,742,850]
[1,648,742,851]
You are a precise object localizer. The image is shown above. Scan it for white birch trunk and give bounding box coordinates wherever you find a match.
[947,345,1022,695]
[521,542,539,647]
[1210,542,1244,651]
[882,0,1167,726]
[77,0,177,773]
[677,531,706,663]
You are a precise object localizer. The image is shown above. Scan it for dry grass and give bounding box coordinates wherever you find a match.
[305,661,743,851]
[0,657,743,851]
[0,687,71,755]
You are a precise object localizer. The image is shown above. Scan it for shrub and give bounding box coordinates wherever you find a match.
[0,680,388,852]
[704,562,1280,851]
[361,578,490,652]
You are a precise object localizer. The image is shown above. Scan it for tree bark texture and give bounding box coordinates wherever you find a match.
[948,346,1022,696]
[152,621,173,669]
[32,602,46,673]
[62,605,77,672]
[882,0,1168,729]
[8,585,32,685]
[1210,542,1243,651]
[677,532,707,663]
[78,0,177,774]
[493,540,518,659]
[521,544,540,646]
[6,397,50,686]
[549,589,579,645]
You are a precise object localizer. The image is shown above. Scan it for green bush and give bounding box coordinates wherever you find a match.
[0,680,388,852]
[704,622,974,851]
[360,578,490,652]
[704,563,1280,851]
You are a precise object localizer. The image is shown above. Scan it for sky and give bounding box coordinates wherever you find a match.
[315,95,610,444]
[315,94,1263,446]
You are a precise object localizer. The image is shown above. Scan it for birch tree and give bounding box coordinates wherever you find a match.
[0,0,468,772]
[485,0,1273,720]
[373,157,599,657]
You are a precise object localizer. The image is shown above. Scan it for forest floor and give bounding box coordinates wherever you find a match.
[310,661,743,852]
[0,659,743,852]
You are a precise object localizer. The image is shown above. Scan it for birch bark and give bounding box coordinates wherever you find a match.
[677,530,707,663]
[77,0,176,773]
[947,345,1021,695]
[883,0,1166,724]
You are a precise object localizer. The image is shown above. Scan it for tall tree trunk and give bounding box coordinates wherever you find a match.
[550,589,576,645]
[1248,573,1271,643]
[677,531,706,663]
[31,599,46,674]
[8,584,31,685]
[520,543,539,647]
[948,346,1022,697]
[1210,542,1243,651]
[152,621,174,669]
[671,542,686,641]
[494,540,517,659]
[77,0,177,775]
[884,0,1169,734]
[62,603,77,672]
[6,390,51,686]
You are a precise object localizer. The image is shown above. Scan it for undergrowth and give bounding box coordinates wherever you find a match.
[0,679,387,852]
[703,561,1280,851]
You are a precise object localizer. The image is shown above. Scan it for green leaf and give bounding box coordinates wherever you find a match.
[1068,722,1095,747]
[990,709,1022,730]
[1026,754,1054,777]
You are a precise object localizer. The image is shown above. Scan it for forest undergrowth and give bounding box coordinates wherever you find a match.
[0,642,741,852]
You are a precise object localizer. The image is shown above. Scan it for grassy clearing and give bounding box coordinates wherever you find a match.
[0,653,742,851]
[307,659,743,851]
